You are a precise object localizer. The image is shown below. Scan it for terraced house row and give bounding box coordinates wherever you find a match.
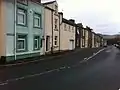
[0,0,106,63]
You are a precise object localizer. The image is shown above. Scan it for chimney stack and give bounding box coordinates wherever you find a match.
[69,19,75,23]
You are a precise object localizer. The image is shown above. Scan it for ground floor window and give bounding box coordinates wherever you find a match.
[34,36,40,50]
[82,38,85,46]
[54,36,58,46]
[17,34,27,52]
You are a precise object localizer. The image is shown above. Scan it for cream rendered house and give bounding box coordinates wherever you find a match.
[92,32,95,48]
[43,1,61,53]
[60,18,76,51]
[84,28,89,48]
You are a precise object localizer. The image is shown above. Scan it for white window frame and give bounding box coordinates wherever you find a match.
[34,13,41,28]
[72,26,74,32]
[17,8,26,25]
[69,25,71,32]
[55,5,58,14]
[17,0,28,5]
[55,19,58,30]
[34,38,39,50]
[64,23,67,31]
[17,38,26,51]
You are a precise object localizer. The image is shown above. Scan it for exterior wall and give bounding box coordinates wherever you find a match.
[60,23,75,50]
[52,12,60,51]
[4,0,44,61]
[88,30,92,48]
[75,26,81,48]
[44,8,52,52]
[0,0,6,59]
[85,29,88,48]
[81,29,85,48]
[44,1,60,53]
[92,33,95,48]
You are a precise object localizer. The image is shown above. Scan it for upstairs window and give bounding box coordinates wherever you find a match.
[64,24,67,31]
[33,13,41,28]
[17,0,28,5]
[17,8,27,26]
[69,25,71,32]
[54,19,58,30]
[55,5,58,14]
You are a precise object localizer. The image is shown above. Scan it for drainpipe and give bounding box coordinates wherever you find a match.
[42,7,45,55]
[59,14,60,52]
[14,0,17,60]
[51,11,53,54]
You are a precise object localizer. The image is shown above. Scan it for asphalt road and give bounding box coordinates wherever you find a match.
[1,46,120,90]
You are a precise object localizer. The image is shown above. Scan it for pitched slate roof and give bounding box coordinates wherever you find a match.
[62,18,76,26]
[42,1,56,5]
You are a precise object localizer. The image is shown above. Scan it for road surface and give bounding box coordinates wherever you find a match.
[1,46,120,90]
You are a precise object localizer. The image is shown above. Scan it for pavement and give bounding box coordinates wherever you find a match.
[0,47,113,90]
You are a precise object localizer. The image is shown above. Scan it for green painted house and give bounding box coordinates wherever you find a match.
[0,0,44,63]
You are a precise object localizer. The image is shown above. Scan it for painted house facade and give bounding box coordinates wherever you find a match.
[60,18,76,50]
[75,23,83,48]
[86,26,93,48]
[84,28,89,48]
[43,1,61,53]
[0,0,44,63]
[92,32,95,48]
[81,27,86,48]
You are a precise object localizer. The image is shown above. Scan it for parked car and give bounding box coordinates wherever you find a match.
[104,45,107,47]
[115,44,120,49]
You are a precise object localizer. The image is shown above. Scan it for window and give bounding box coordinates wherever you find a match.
[34,13,41,28]
[72,26,74,32]
[54,36,58,45]
[17,35,27,51]
[64,24,67,31]
[31,0,41,3]
[77,29,80,34]
[34,36,40,50]
[17,0,28,5]
[55,5,58,13]
[54,19,58,30]
[69,25,71,32]
[17,8,27,26]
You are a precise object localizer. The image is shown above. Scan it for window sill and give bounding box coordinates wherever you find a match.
[33,48,40,51]
[54,29,58,31]
[17,23,27,27]
[17,1,28,6]
[33,26,42,29]
[16,49,28,53]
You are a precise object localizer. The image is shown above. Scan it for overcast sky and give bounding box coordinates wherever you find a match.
[42,0,120,35]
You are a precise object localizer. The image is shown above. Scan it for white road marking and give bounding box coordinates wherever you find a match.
[79,48,105,63]
[59,66,66,70]
[0,68,58,86]
[0,48,105,86]
[0,82,8,86]
[105,50,111,53]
